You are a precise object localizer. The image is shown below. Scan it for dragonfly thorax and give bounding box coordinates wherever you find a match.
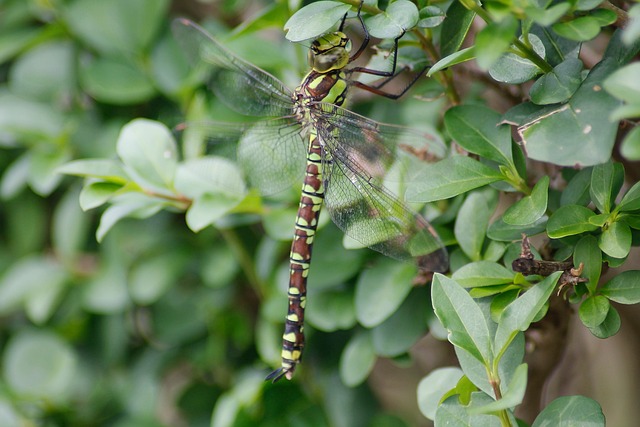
[307,31,351,73]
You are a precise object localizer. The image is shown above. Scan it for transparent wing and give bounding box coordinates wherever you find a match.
[172,18,294,117]
[316,106,448,272]
[178,119,307,196]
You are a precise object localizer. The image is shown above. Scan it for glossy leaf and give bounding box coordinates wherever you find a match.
[487,216,548,241]
[432,275,492,364]
[417,6,445,28]
[552,17,601,42]
[502,176,549,226]
[530,58,583,105]
[519,59,620,167]
[578,295,610,328]
[600,270,640,304]
[468,363,527,414]
[590,161,623,214]
[586,305,621,338]
[532,396,605,426]
[475,16,519,70]
[436,393,503,426]
[599,221,631,259]
[454,193,492,261]
[339,332,375,387]
[306,288,356,331]
[355,258,415,328]
[440,1,475,57]
[560,168,592,206]
[366,1,419,39]
[602,62,640,103]
[547,205,598,238]
[489,34,545,84]
[417,367,465,420]
[573,235,602,295]
[617,180,640,212]
[494,272,561,354]
[524,3,571,26]
[452,261,514,288]
[620,127,640,160]
[445,105,513,167]
[428,47,475,76]
[116,119,178,192]
[406,156,504,202]
[370,287,429,357]
[284,1,351,42]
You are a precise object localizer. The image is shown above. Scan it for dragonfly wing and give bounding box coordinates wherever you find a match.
[178,119,306,196]
[323,157,448,272]
[172,18,294,117]
[314,103,447,183]
[317,109,448,272]
[237,119,306,196]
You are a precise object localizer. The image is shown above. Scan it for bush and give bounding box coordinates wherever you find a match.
[0,0,639,426]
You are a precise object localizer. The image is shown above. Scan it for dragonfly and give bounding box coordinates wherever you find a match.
[173,2,449,382]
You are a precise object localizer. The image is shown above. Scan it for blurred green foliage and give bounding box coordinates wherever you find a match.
[1,0,640,426]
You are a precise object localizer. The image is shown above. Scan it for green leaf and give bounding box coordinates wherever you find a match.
[475,16,519,70]
[573,235,602,295]
[436,393,504,426]
[371,287,429,357]
[452,261,514,288]
[532,395,605,426]
[366,0,419,39]
[3,330,76,402]
[79,182,123,210]
[355,258,415,328]
[578,295,610,328]
[80,57,157,105]
[406,156,504,202]
[603,62,640,104]
[440,1,475,57]
[590,161,623,214]
[454,192,493,261]
[432,275,492,364]
[306,288,357,331]
[552,17,601,42]
[339,332,375,387]
[547,205,598,238]
[65,0,169,55]
[502,176,549,226]
[445,106,513,166]
[599,221,631,258]
[489,34,545,84]
[494,272,561,354]
[560,167,592,206]
[468,363,527,414]
[417,6,445,29]
[116,119,178,192]
[586,305,621,338]
[530,58,583,105]
[57,159,129,183]
[487,216,548,241]
[284,1,351,42]
[600,270,640,304]
[620,127,640,161]
[428,47,475,76]
[617,180,640,212]
[417,367,464,420]
[9,41,74,102]
[589,9,617,27]
[524,3,571,26]
[0,255,68,319]
[96,194,166,241]
[128,253,186,305]
[519,59,621,167]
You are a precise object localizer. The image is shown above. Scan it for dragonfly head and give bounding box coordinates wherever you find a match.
[308,31,351,73]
